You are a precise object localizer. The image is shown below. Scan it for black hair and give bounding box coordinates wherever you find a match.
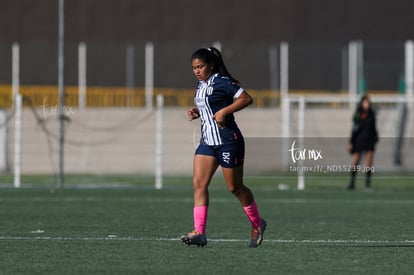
[191,47,239,83]
[357,95,372,112]
[353,95,374,123]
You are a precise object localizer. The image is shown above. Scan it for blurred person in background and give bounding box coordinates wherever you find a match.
[347,95,378,191]
[180,47,266,248]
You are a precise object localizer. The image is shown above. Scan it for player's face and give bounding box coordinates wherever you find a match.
[192,58,213,81]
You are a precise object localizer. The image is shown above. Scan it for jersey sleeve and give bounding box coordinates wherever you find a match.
[233,87,244,98]
[219,76,244,98]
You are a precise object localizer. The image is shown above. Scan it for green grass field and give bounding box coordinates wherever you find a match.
[0,174,413,274]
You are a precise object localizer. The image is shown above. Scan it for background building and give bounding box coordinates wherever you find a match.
[1,0,413,90]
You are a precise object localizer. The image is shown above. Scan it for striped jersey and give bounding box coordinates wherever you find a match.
[194,73,244,145]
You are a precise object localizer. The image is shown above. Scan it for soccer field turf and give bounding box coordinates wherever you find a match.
[0,175,413,274]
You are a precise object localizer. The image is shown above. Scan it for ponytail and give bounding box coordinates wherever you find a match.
[191,47,239,84]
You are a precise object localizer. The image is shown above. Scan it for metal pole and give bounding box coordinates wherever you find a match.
[57,0,65,188]
[78,42,87,110]
[145,42,154,111]
[405,40,414,110]
[280,42,290,169]
[357,41,364,94]
[280,42,289,100]
[348,41,358,107]
[281,97,290,169]
[155,95,164,190]
[13,94,22,188]
[297,96,305,190]
[12,43,20,102]
[11,43,20,186]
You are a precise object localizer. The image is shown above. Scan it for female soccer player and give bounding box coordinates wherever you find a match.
[180,47,266,248]
[347,95,378,191]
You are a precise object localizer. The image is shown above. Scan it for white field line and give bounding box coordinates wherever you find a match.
[0,197,413,204]
[0,236,413,244]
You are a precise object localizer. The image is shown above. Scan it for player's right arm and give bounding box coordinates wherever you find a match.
[187,108,200,121]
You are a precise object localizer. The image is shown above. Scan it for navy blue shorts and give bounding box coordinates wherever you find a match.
[195,141,245,168]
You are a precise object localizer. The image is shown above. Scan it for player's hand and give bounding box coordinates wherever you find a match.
[213,110,226,128]
[187,108,200,121]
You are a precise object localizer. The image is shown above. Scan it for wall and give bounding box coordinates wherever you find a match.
[1,0,414,43]
[3,106,413,176]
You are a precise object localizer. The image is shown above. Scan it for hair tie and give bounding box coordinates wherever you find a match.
[207,47,220,59]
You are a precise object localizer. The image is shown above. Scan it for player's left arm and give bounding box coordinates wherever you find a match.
[213,90,253,127]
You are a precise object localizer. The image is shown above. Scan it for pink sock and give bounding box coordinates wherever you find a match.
[243,201,262,228]
[193,206,208,235]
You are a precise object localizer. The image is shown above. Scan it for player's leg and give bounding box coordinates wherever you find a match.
[217,140,254,206]
[364,151,374,190]
[222,165,266,248]
[222,165,253,205]
[193,154,218,232]
[181,153,218,247]
[193,154,219,206]
[348,152,361,190]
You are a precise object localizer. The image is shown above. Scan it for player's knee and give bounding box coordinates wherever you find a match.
[193,178,208,191]
[229,184,245,196]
